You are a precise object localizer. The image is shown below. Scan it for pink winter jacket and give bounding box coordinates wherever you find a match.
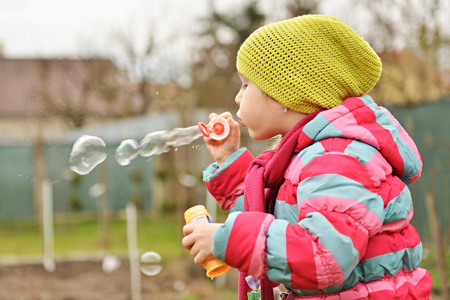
[203,96,432,299]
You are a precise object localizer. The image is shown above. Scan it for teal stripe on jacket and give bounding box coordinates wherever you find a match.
[266,219,291,284]
[308,114,345,141]
[297,174,385,221]
[361,242,423,281]
[230,194,244,213]
[384,185,413,223]
[296,142,325,166]
[211,212,239,262]
[273,200,298,225]
[344,140,379,166]
[299,212,360,279]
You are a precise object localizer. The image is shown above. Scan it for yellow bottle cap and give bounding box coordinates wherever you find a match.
[184,205,210,224]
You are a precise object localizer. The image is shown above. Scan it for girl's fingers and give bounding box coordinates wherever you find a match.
[190,245,200,260]
[219,112,233,120]
[181,235,193,250]
[182,224,196,250]
[209,112,234,121]
[183,224,194,236]
[182,235,205,266]
[193,251,206,265]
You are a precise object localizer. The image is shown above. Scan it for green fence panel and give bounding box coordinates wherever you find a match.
[0,143,153,221]
[46,143,154,214]
[388,97,450,244]
[0,145,34,220]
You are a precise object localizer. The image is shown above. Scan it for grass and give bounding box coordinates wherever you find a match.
[0,213,186,260]
[420,245,450,295]
[0,214,448,297]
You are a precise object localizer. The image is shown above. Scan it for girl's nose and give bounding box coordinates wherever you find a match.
[235,90,241,105]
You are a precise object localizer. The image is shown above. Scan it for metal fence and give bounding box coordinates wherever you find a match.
[0,143,153,221]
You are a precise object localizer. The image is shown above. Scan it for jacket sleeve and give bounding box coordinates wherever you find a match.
[203,147,254,210]
[212,151,385,290]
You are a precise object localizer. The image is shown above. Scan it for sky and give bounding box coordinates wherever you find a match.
[2,0,449,59]
[0,0,349,59]
[3,0,447,70]
[0,0,212,58]
[0,0,353,88]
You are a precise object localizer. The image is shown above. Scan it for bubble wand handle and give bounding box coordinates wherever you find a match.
[198,117,230,140]
[184,205,230,278]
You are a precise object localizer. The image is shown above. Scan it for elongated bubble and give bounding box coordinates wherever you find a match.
[138,131,170,157]
[69,135,107,175]
[115,139,140,166]
[165,126,203,147]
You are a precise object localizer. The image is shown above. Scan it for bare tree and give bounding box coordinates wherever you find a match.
[284,0,319,17]
[111,29,155,114]
[35,58,125,128]
[355,0,450,105]
[110,23,193,115]
[190,0,266,110]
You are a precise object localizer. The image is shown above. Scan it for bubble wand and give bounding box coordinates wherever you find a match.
[198,117,230,140]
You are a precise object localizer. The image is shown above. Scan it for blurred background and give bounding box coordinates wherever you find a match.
[0,0,449,299]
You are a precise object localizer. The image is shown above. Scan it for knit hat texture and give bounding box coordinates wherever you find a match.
[236,15,382,114]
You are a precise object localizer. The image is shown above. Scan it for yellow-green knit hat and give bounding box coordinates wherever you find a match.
[236,15,382,113]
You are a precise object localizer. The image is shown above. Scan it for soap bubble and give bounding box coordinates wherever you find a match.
[166,126,203,147]
[138,131,170,157]
[102,255,121,273]
[115,139,140,166]
[89,182,106,198]
[69,135,107,175]
[173,280,186,292]
[70,124,205,173]
[178,173,197,187]
[140,251,162,276]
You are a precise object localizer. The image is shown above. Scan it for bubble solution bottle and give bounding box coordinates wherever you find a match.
[184,205,230,278]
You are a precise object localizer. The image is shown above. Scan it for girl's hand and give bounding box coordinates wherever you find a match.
[204,112,240,167]
[182,223,222,265]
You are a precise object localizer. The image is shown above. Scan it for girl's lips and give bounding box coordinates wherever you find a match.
[238,119,245,127]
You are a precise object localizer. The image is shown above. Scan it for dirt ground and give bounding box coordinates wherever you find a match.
[0,258,444,300]
[0,256,239,300]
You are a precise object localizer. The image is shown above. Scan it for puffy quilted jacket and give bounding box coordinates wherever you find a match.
[203,96,432,299]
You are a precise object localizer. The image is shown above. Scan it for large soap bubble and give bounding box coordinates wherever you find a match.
[115,139,140,166]
[69,135,107,175]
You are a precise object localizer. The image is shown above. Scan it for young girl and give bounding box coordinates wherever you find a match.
[182,15,432,299]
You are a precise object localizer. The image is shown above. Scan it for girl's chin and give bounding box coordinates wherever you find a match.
[248,131,265,141]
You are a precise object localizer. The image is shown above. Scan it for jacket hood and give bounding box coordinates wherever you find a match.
[302,95,422,184]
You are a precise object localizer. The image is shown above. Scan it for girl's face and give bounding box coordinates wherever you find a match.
[235,73,289,140]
